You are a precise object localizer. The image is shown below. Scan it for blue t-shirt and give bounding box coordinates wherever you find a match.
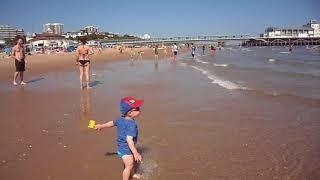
[113,116,138,155]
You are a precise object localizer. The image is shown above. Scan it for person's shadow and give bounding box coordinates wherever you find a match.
[89,80,103,88]
[26,77,45,84]
[104,152,117,157]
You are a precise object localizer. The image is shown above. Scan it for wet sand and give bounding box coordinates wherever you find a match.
[0,52,319,179]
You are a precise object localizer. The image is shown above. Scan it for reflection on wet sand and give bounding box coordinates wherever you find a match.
[80,90,92,131]
[154,61,159,71]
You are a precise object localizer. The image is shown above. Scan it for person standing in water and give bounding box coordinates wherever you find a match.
[154,45,159,69]
[11,37,27,86]
[210,45,216,55]
[172,43,178,62]
[202,45,205,55]
[154,45,159,60]
[191,44,196,59]
[289,44,293,52]
[76,39,94,89]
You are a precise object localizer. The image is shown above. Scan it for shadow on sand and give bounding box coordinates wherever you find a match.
[26,77,45,84]
[89,80,103,88]
[104,146,151,157]
[104,152,117,157]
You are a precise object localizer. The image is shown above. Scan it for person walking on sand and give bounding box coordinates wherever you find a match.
[76,39,94,89]
[95,97,144,180]
[11,37,27,86]
[129,47,135,61]
[137,50,143,60]
[98,45,102,54]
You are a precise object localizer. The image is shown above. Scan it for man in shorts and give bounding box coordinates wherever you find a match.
[11,38,27,86]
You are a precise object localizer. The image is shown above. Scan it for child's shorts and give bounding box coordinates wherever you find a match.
[117,151,131,158]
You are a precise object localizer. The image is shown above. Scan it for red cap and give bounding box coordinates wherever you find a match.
[121,96,144,108]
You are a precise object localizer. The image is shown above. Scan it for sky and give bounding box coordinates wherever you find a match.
[1,0,319,37]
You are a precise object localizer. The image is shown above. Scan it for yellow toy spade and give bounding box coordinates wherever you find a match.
[88,120,96,129]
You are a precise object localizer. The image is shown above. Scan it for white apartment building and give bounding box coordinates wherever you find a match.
[63,30,87,39]
[43,23,64,35]
[0,25,25,39]
[84,26,99,34]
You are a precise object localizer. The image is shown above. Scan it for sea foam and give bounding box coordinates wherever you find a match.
[195,57,209,64]
[190,65,248,90]
[213,63,229,67]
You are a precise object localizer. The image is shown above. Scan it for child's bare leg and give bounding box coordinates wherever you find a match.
[122,155,134,180]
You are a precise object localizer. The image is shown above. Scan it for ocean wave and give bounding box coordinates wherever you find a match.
[228,63,320,78]
[213,63,229,67]
[195,57,209,64]
[241,48,252,52]
[268,58,276,62]
[189,65,320,102]
[190,65,248,90]
[279,51,291,54]
[249,89,320,105]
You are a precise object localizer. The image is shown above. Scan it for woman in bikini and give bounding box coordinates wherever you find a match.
[76,39,94,89]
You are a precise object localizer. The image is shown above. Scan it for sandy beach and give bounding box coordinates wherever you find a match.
[0,47,319,180]
[0,47,170,82]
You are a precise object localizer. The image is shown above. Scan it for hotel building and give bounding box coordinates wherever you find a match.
[263,19,320,38]
[0,25,25,39]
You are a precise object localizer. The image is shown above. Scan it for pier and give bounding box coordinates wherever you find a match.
[98,35,320,47]
[242,37,320,46]
[98,35,251,46]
